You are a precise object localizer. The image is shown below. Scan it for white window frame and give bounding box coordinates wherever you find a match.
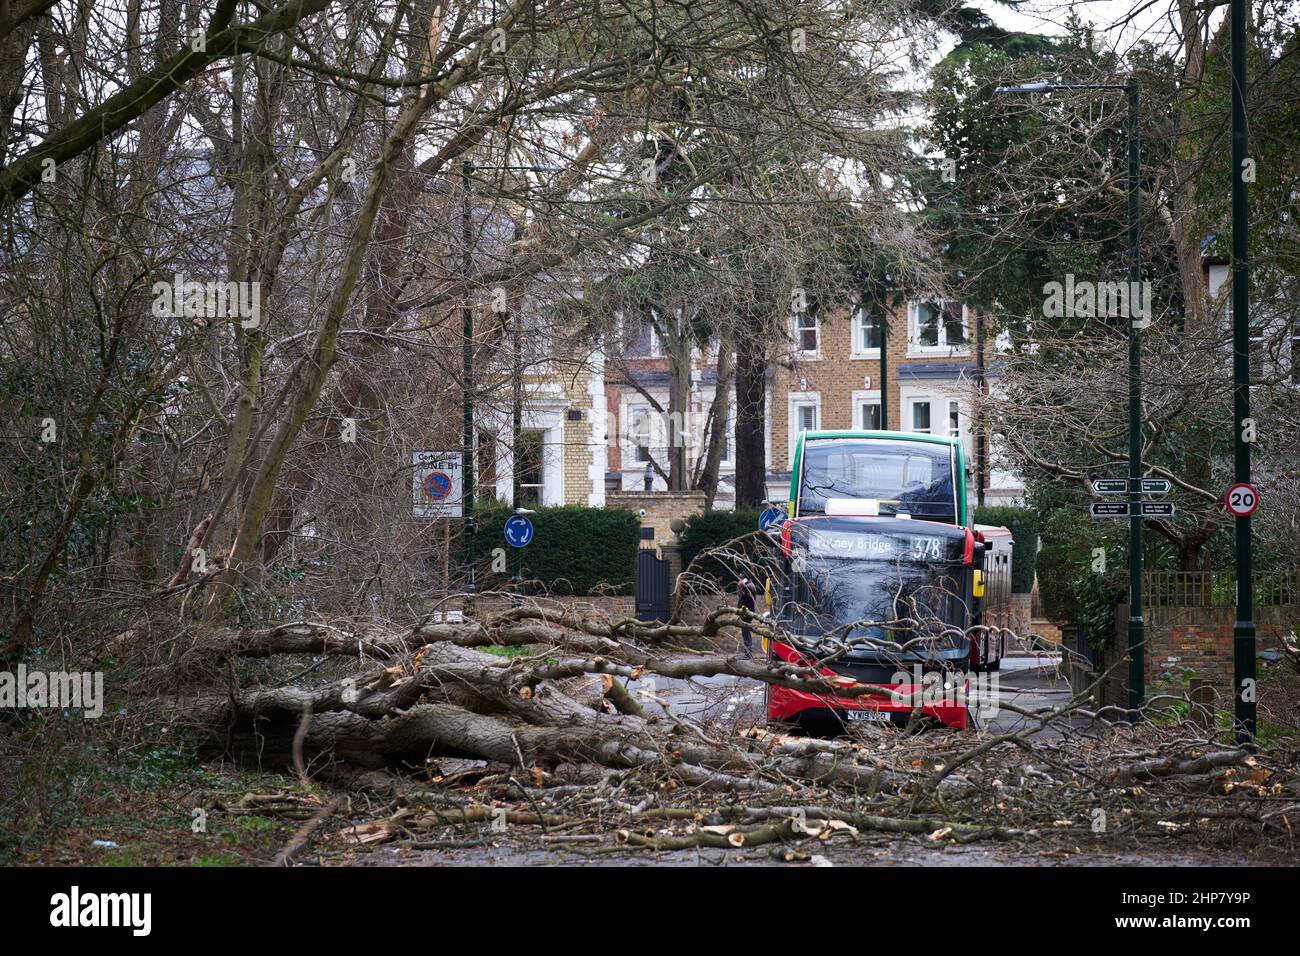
[851,388,882,431]
[900,386,973,459]
[517,304,559,375]
[620,392,668,473]
[792,312,820,357]
[717,398,735,467]
[787,391,820,463]
[850,304,884,359]
[486,400,566,506]
[626,402,653,464]
[646,322,664,358]
[620,312,663,358]
[516,428,547,506]
[908,301,971,356]
[945,399,961,439]
[908,398,934,434]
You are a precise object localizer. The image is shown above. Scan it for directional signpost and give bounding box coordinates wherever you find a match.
[1091,501,1177,518]
[1092,477,1173,498]
[1090,475,1178,711]
[1092,479,1128,495]
[1092,477,1176,518]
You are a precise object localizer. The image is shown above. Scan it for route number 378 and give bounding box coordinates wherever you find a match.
[910,537,942,560]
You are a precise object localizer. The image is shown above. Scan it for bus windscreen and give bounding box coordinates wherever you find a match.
[784,558,966,645]
[798,439,955,522]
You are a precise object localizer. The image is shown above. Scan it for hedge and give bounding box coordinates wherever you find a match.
[678,508,779,585]
[973,505,1039,593]
[471,505,639,595]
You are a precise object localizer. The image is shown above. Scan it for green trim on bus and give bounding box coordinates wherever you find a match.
[790,430,970,527]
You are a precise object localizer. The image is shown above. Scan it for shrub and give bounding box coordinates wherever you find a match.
[974,505,1039,593]
[678,508,779,586]
[1024,482,1127,638]
[470,505,639,595]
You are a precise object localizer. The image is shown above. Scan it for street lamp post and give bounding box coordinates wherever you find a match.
[995,78,1146,713]
[512,303,523,509]
[975,307,986,508]
[879,310,889,430]
[461,161,475,599]
[1124,77,1146,718]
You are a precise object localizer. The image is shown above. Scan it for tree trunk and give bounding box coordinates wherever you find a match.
[665,312,692,491]
[734,313,767,509]
[695,330,735,510]
[201,82,439,624]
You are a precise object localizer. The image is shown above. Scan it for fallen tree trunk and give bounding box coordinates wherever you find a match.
[139,605,1300,859]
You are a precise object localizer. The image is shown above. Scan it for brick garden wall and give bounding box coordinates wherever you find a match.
[1097,604,1296,708]
[1009,593,1034,638]
[606,490,706,554]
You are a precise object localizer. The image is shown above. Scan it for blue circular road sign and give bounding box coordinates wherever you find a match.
[504,514,534,548]
[759,506,783,531]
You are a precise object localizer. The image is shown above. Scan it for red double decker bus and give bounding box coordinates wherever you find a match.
[764,502,1010,732]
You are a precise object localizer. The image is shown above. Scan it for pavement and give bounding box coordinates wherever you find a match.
[983,653,1073,736]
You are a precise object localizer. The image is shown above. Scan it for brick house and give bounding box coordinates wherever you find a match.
[598,297,1025,511]
[474,307,608,509]
[604,317,738,505]
[766,297,1023,507]
[505,293,1027,516]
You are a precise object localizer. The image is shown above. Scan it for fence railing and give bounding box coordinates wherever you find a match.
[1143,570,1300,608]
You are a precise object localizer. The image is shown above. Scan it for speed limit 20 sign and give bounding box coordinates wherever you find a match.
[1225,482,1259,518]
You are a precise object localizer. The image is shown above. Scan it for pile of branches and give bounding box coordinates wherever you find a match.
[144,599,1300,861]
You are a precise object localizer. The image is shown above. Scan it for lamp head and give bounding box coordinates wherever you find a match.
[994,81,1052,94]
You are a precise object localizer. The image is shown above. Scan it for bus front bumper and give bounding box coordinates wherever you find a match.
[768,683,969,730]
[765,639,970,730]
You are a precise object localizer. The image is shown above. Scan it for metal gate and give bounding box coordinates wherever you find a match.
[635,549,670,622]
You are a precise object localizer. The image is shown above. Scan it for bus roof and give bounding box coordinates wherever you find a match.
[791,429,969,528]
[798,430,960,448]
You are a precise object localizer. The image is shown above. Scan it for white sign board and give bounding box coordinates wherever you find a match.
[411,451,462,519]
